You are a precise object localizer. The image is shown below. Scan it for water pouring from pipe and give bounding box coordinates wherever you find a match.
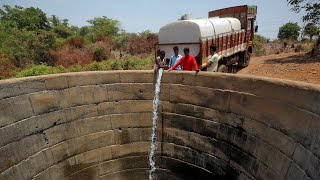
[149,68,164,180]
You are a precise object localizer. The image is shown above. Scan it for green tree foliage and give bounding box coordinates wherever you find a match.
[278,22,301,40]
[0,25,36,67]
[87,16,120,37]
[29,31,56,65]
[114,32,137,50]
[49,15,77,38]
[0,5,54,67]
[287,0,320,25]
[253,34,268,56]
[0,5,157,79]
[303,23,319,40]
[0,5,49,31]
[49,15,60,26]
[14,64,65,78]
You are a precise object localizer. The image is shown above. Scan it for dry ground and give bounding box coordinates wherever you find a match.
[237,52,320,85]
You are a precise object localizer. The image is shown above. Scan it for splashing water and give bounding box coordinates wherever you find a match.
[149,68,164,180]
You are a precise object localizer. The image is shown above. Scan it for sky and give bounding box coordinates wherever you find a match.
[0,0,305,39]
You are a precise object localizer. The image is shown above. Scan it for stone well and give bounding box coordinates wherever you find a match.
[0,71,319,180]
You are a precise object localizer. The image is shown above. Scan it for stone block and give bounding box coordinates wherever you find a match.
[0,165,24,180]
[66,71,120,87]
[292,144,320,179]
[29,90,69,115]
[0,133,47,173]
[97,100,152,116]
[107,83,153,102]
[113,128,151,145]
[0,95,34,127]
[159,83,170,102]
[162,72,184,85]
[44,115,112,146]
[50,131,115,167]
[161,102,218,121]
[110,113,152,129]
[66,131,115,156]
[230,76,320,116]
[169,84,230,112]
[97,156,149,176]
[229,145,277,180]
[0,78,46,99]
[285,162,311,180]
[65,85,109,106]
[74,147,111,166]
[99,168,148,180]
[243,118,296,157]
[182,72,233,90]
[14,148,55,179]
[119,71,153,84]
[111,142,151,159]
[163,127,228,160]
[231,129,291,179]
[229,91,320,158]
[0,110,64,147]
[44,76,68,90]
[63,104,98,123]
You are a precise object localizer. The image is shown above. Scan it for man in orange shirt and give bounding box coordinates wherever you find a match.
[168,48,199,72]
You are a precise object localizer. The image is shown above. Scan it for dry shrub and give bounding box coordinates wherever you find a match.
[126,34,158,55]
[51,37,116,68]
[91,41,116,61]
[67,36,85,48]
[51,45,94,67]
[0,55,17,79]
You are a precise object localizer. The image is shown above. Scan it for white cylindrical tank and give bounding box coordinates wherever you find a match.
[158,17,241,44]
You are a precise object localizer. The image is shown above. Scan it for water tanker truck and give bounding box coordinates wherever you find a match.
[156,5,258,72]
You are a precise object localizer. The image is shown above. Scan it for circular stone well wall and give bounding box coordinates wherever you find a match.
[0,71,319,180]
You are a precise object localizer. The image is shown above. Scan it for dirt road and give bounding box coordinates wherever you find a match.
[237,52,320,85]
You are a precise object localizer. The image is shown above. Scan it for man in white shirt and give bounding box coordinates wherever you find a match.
[201,44,220,72]
[169,46,182,70]
[154,51,169,70]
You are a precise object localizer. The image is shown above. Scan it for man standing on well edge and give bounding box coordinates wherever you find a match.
[168,48,199,72]
[169,46,182,70]
[201,44,220,72]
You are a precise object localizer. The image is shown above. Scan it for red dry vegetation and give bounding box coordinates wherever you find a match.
[51,37,117,67]
[0,55,17,79]
[51,45,94,67]
[126,34,158,55]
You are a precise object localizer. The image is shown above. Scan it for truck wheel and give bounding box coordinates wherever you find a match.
[217,65,227,73]
[238,52,251,68]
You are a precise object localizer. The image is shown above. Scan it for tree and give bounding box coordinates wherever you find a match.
[114,32,136,50]
[48,15,60,27]
[29,31,56,65]
[62,19,69,26]
[0,5,49,31]
[253,34,268,56]
[48,15,78,38]
[0,25,36,67]
[79,26,90,36]
[303,23,319,40]
[87,16,120,37]
[287,0,320,25]
[278,22,301,40]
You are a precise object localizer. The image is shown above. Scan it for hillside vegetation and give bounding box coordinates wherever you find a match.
[0,5,157,79]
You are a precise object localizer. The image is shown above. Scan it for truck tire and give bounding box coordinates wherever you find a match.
[238,52,251,68]
[217,65,227,73]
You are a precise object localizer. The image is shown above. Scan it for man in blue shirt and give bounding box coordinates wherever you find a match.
[169,46,182,70]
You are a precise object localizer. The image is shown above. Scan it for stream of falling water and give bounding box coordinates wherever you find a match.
[149,68,164,180]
